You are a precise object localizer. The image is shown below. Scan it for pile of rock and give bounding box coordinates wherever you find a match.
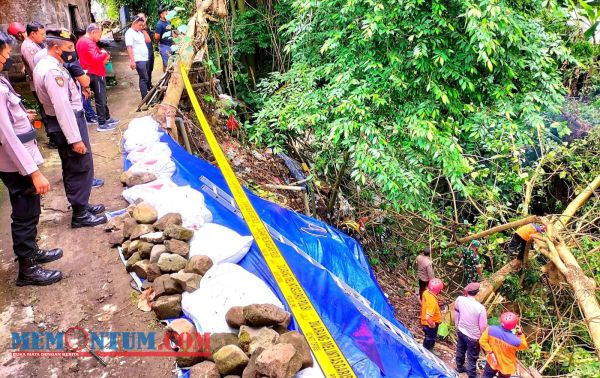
[180,303,313,378]
[107,202,213,320]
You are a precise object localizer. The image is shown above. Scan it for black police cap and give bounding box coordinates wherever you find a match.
[46,28,75,42]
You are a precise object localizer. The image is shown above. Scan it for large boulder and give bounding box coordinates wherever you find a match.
[278,331,312,369]
[131,259,150,279]
[149,244,168,263]
[213,345,249,375]
[210,333,240,357]
[123,216,139,239]
[225,306,246,329]
[241,347,264,378]
[137,241,154,259]
[108,230,125,246]
[157,253,188,273]
[126,252,142,272]
[154,213,183,231]
[152,294,182,319]
[243,304,291,328]
[255,343,302,378]
[165,239,190,257]
[239,326,279,355]
[132,202,158,224]
[130,224,155,240]
[185,255,213,276]
[189,361,220,378]
[171,271,201,293]
[163,224,194,241]
[145,263,162,282]
[153,274,183,297]
[126,172,157,187]
[141,232,165,243]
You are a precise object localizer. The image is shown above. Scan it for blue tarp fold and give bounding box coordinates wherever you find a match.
[124,132,455,378]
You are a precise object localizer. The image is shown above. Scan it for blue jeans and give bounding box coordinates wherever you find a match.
[456,331,480,378]
[158,44,172,67]
[135,61,150,99]
[82,94,97,122]
[422,324,438,350]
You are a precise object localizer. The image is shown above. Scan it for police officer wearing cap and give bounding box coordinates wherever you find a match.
[33,29,106,228]
[0,31,63,286]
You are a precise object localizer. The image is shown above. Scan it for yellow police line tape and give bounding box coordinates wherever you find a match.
[181,63,356,377]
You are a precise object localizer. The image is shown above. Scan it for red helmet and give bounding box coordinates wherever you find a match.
[7,22,26,37]
[428,278,444,295]
[500,312,519,330]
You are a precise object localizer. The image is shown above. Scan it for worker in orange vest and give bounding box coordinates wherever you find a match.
[479,312,528,378]
[507,223,546,260]
[421,278,443,352]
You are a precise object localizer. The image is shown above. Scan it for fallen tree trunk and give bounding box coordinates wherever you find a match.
[456,215,539,244]
[533,232,600,360]
[476,260,521,303]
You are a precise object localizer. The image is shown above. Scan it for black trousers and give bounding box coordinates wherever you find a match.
[47,111,93,208]
[31,91,50,137]
[456,331,480,378]
[422,324,438,350]
[89,74,111,125]
[147,48,154,87]
[0,171,40,259]
[482,362,511,378]
[135,61,150,99]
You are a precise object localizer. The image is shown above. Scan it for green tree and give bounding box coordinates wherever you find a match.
[249,0,571,217]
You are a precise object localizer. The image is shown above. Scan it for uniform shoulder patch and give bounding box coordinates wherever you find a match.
[55,76,65,87]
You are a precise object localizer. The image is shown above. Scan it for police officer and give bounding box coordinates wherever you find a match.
[33,29,106,228]
[0,31,63,286]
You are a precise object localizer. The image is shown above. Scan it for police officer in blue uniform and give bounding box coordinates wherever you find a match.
[33,29,106,228]
[0,31,63,286]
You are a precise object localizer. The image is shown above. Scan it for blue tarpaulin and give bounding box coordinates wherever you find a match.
[124,132,456,378]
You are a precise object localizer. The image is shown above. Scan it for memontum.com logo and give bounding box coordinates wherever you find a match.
[11,327,211,358]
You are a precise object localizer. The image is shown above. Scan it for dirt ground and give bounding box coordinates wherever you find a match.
[0,48,173,377]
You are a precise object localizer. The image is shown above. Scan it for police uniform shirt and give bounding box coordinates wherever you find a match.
[33,55,83,144]
[21,38,43,91]
[0,76,43,175]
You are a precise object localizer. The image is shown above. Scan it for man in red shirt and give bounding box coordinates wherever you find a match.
[76,24,118,131]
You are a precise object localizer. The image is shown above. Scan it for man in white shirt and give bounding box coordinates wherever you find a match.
[454,282,488,378]
[125,15,151,98]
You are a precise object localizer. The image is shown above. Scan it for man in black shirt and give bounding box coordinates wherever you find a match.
[155,6,174,72]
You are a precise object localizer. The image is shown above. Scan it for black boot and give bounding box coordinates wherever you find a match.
[31,248,63,264]
[17,258,62,286]
[87,203,106,215]
[72,205,107,228]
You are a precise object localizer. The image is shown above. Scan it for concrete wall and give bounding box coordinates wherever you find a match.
[0,0,92,30]
[0,0,93,80]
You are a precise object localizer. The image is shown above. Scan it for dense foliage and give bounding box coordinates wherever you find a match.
[249,0,570,218]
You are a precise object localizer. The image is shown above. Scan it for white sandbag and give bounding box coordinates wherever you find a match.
[189,223,253,264]
[126,116,160,133]
[126,142,171,164]
[123,117,162,152]
[128,156,176,179]
[121,178,179,205]
[294,367,326,378]
[123,132,161,152]
[153,186,213,229]
[182,263,283,333]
